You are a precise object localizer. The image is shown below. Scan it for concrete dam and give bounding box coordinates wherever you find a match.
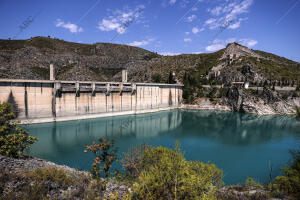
[0,78,183,124]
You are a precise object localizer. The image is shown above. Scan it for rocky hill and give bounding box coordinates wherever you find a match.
[0,37,299,84]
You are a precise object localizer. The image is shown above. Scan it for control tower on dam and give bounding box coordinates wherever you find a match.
[0,68,183,124]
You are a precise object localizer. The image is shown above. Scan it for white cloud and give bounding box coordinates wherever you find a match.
[98,19,124,33]
[128,40,149,47]
[205,0,253,30]
[98,5,144,34]
[192,27,199,34]
[159,52,181,56]
[55,19,83,33]
[205,18,216,25]
[211,6,222,16]
[128,38,154,47]
[169,0,176,5]
[160,51,202,56]
[185,31,190,35]
[228,20,241,29]
[187,14,197,22]
[191,7,198,11]
[206,39,225,51]
[184,38,192,42]
[239,38,258,47]
[226,38,237,43]
[190,27,204,34]
[192,51,202,54]
[206,43,225,52]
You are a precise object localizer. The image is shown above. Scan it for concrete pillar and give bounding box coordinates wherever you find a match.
[106,83,110,96]
[119,83,123,95]
[92,82,96,96]
[50,62,55,80]
[122,69,128,82]
[75,82,80,97]
[131,83,136,95]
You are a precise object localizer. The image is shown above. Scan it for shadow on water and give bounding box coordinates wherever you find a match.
[24,110,300,185]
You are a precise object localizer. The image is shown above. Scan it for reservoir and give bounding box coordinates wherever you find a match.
[25,110,300,185]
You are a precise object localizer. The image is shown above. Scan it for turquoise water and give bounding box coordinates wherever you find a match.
[24,110,300,185]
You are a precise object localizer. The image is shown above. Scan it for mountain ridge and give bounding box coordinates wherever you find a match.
[0,36,299,84]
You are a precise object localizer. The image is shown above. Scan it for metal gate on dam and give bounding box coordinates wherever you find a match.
[0,79,183,124]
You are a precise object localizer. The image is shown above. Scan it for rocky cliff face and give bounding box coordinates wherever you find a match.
[226,87,297,115]
[220,43,262,60]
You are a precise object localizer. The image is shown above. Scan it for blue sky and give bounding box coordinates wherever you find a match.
[1,0,300,61]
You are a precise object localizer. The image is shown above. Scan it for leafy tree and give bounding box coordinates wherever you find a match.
[269,150,300,198]
[85,137,119,179]
[151,73,162,83]
[167,71,176,84]
[182,72,195,104]
[129,142,223,200]
[0,102,38,158]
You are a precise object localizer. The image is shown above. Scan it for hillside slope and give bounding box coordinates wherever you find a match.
[0,37,299,85]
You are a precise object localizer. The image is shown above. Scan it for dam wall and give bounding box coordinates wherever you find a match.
[0,79,183,124]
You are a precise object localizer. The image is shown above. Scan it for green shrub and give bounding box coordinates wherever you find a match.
[208,87,218,101]
[28,167,73,186]
[292,91,299,98]
[0,102,38,158]
[218,88,228,98]
[269,150,300,198]
[24,167,74,199]
[244,177,263,189]
[151,73,162,83]
[85,138,119,179]
[121,143,150,181]
[128,142,223,200]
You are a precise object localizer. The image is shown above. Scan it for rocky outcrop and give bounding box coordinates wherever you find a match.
[226,87,243,112]
[181,98,231,111]
[221,43,262,60]
[225,87,297,115]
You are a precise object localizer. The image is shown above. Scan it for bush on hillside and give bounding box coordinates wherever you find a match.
[0,102,38,158]
[128,142,223,200]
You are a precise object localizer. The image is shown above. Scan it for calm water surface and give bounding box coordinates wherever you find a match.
[25,110,300,185]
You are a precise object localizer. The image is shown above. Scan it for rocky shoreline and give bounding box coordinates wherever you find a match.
[182,87,299,116]
[0,155,129,200]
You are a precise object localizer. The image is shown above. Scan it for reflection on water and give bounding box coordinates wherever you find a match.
[178,110,300,145]
[25,110,300,185]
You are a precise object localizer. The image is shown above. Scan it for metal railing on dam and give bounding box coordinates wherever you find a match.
[0,79,183,124]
